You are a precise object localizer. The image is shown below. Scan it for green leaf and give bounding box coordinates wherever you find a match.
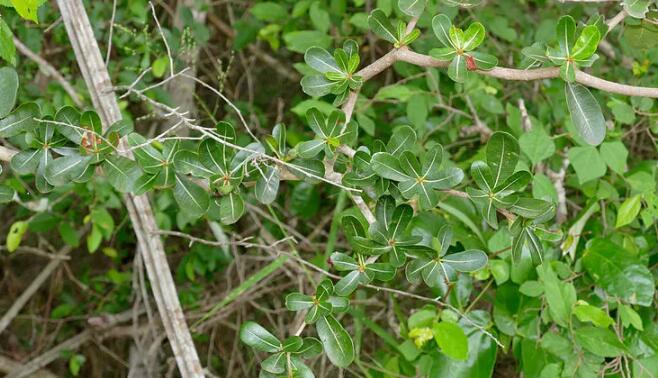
[556,15,576,57]
[398,0,426,17]
[572,25,600,61]
[623,0,652,19]
[430,47,457,61]
[6,220,28,252]
[433,321,469,361]
[173,175,209,218]
[102,156,141,193]
[565,83,606,146]
[282,336,304,353]
[463,22,485,51]
[0,185,15,203]
[305,47,342,74]
[443,250,488,272]
[371,152,411,181]
[0,17,17,66]
[574,326,627,357]
[519,280,544,297]
[335,270,367,296]
[537,262,576,327]
[0,66,18,118]
[616,194,642,228]
[255,166,280,204]
[619,304,643,331]
[218,192,245,225]
[316,315,355,367]
[10,149,41,175]
[573,301,614,328]
[297,139,326,159]
[10,0,46,23]
[55,106,83,144]
[285,292,315,311]
[284,31,332,54]
[250,2,287,23]
[44,154,92,186]
[368,9,399,44]
[298,337,323,358]
[519,127,555,165]
[448,55,467,83]
[469,52,498,70]
[0,102,39,138]
[330,252,359,271]
[567,146,607,184]
[486,131,519,188]
[174,150,215,178]
[432,14,454,48]
[309,2,330,33]
[582,239,654,306]
[387,125,417,154]
[239,321,281,352]
[261,352,286,374]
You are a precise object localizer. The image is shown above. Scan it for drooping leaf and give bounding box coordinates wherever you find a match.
[565,83,606,146]
[254,165,280,204]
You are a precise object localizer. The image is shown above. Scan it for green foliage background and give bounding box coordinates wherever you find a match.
[0,0,657,377]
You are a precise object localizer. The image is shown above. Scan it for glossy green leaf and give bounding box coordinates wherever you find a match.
[218,192,245,225]
[398,0,426,17]
[103,156,141,193]
[463,22,485,51]
[486,131,519,188]
[573,301,614,328]
[368,9,399,44]
[537,262,576,327]
[0,102,39,138]
[565,83,606,146]
[556,15,576,57]
[572,25,600,60]
[433,321,469,361]
[582,239,654,306]
[44,154,92,186]
[448,55,467,83]
[0,18,16,66]
[305,47,342,74]
[239,321,281,352]
[443,250,488,272]
[173,175,209,218]
[432,14,454,48]
[615,194,642,228]
[255,166,280,204]
[0,66,18,118]
[316,315,355,367]
[574,326,627,357]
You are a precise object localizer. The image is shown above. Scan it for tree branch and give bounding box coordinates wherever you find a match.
[55,1,204,377]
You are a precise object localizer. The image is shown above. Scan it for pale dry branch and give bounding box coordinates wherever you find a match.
[55,1,204,377]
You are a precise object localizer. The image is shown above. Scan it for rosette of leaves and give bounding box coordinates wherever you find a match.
[545,16,601,83]
[348,196,425,267]
[10,118,65,193]
[295,108,357,159]
[329,251,395,296]
[430,14,498,83]
[42,109,140,194]
[285,279,348,324]
[128,135,214,219]
[284,279,354,368]
[368,8,421,50]
[406,225,487,291]
[301,40,362,105]
[466,131,528,228]
[371,144,464,209]
[344,125,419,195]
[467,132,556,229]
[240,321,322,378]
[264,123,326,184]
